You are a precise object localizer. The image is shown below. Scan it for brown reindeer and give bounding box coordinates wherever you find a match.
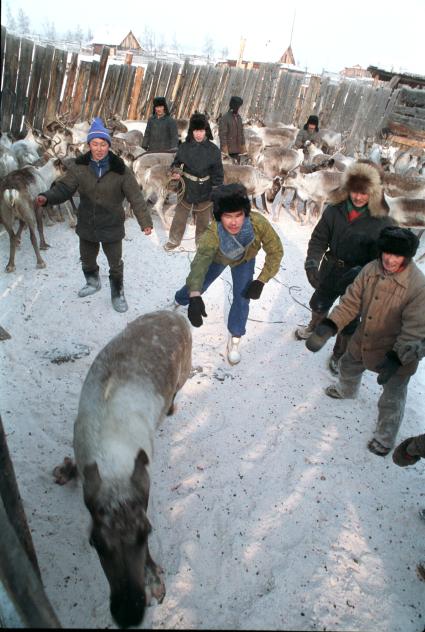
[53,310,192,629]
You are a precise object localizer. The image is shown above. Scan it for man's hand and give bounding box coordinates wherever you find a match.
[143,227,153,236]
[305,259,320,289]
[170,172,181,180]
[245,280,264,300]
[376,350,402,385]
[306,318,338,352]
[188,296,207,327]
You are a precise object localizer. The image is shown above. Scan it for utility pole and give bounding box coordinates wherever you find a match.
[237,36,246,68]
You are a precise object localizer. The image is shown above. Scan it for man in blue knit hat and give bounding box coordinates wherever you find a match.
[36,117,153,312]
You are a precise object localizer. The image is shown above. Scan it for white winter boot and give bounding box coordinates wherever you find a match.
[227,335,241,365]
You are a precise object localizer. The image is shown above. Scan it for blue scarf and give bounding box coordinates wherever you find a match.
[89,155,110,178]
[217,216,255,260]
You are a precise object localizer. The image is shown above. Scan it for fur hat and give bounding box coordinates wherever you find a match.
[87,117,111,145]
[211,183,251,222]
[153,96,169,115]
[304,115,319,130]
[327,160,389,216]
[377,226,419,258]
[187,113,213,141]
[229,96,243,110]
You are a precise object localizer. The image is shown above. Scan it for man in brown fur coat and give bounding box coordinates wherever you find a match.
[305,226,425,457]
[295,160,395,374]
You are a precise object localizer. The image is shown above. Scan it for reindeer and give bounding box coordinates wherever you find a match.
[282,169,344,224]
[223,163,278,213]
[53,310,192,629]
[0,157,67,272]
[383,173,425,198]
[384,194,425,227]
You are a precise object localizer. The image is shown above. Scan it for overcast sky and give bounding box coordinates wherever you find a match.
[2,0,424,76]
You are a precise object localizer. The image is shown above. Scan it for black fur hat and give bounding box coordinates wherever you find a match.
[377,226,419,258]
[187,113,213,140]
[229,96,243,110]
[211,183,251,222]
[153,96,169,115]
[304,114,319,130]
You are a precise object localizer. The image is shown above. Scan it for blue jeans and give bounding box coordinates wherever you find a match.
[175,258,256,336]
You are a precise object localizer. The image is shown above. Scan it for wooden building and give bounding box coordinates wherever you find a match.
[368,66,425,89]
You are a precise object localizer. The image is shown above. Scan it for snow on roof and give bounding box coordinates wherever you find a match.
[90,27,135,45]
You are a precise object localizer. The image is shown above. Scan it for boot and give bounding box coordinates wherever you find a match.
[227,335,241,365]
[109,276,128,312]
[295,310,325,340]
[78,270,101,297]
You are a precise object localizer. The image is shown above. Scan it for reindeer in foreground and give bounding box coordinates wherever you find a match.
[53,310,192,628]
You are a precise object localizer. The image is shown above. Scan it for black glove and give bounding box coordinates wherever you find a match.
[392,437,421,467]
[376,350,402,385]
[305,318,338,352]
[245,280,264,300]
[188,296,207,328]
[304,259,320,289]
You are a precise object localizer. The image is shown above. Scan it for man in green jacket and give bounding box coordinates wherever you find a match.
[37,117,153,313]
[174,183,283,365]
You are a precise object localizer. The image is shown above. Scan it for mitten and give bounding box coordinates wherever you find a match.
[305,259,320,289]
[392,437,421,467]
[245,280,264,300]
[306,318,338,352]
[376,350,402,385]
[188,296,207,328]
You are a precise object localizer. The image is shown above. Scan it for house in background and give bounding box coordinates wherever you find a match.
[91,28,144,56]
[340,64,371,79]
[367,65,425,89]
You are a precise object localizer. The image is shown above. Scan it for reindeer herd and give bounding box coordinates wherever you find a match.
[1,110,425,273]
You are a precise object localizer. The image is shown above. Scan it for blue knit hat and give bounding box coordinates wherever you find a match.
[87,117,111,145]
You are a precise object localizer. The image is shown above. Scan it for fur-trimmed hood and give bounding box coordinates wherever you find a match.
[327,160,389,217]
[76,151,126,175]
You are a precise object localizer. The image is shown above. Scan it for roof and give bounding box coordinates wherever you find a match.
[90,27,136,45]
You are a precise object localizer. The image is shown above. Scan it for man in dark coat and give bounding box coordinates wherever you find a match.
[164,113,224,251]
[36,117,153,312]
[305,227,425,457]
[142,97,178,153]
[294,114,322,149]
[218,96,246,163]
[295,160,395,374]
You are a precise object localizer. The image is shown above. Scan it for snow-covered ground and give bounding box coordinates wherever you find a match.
[0,202,424,630]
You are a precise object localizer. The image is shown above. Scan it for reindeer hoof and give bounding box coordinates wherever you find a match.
[36,261,47,268]
[40,243,50,251]
[53,457,77,485]
[5,264,16,273]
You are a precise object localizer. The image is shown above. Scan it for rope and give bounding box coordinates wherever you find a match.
[165,174,186,205]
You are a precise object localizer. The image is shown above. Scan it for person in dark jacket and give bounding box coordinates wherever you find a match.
[142,97,178,153]
[36,117,153,313]
[393,430,425,581]
[164,113,224,251]
[218,96,246,163]
[295,160,395,374]
[305,227,425,457]
[294,114,322,149]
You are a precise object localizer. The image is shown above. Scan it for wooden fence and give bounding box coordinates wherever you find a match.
[0,25,418,147]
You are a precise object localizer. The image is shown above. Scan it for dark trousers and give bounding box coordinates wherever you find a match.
[79,238,123,280]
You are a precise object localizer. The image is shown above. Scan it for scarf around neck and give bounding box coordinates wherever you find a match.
[89,154,110,179]
[217,216,255,260]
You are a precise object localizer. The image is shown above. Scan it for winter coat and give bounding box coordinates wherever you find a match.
[328,258,425,376]
[186,211,283,292]
[142,114,179,152]
[41,151,152,243]
[171,139,224,205]
[306,201,395,291]
[294,128,322,149]
[218,111,246,154]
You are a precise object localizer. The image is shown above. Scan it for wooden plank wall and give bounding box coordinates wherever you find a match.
[1,27,422,148]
